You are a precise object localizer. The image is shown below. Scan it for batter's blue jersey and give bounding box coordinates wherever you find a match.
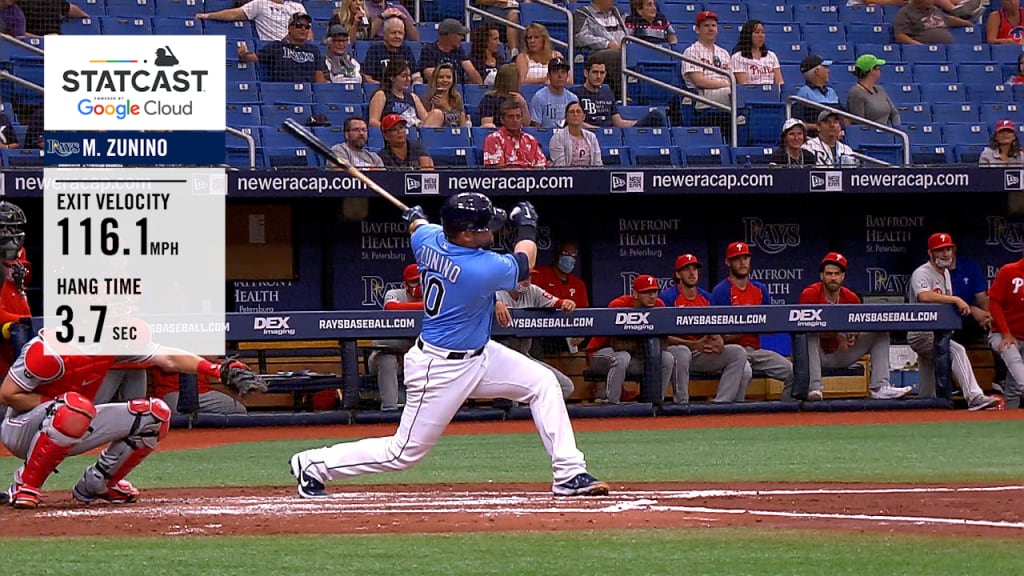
[412,223,521,350]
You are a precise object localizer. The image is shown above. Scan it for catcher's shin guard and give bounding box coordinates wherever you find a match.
[16,392,96,508]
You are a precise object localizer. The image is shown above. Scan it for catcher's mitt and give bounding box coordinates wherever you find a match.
[220,357,267,395]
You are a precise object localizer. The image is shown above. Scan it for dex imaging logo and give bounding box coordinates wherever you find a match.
[810,170,842,192]
[610,171,644,193]
[44,35,225,131]
[1006,170,1023,191]
[614,311,655,332]
[254,316,296,336]
[789,308,826,328]
[405,173,440,195]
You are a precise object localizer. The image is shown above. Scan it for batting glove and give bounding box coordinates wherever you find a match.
[402,205,427,225]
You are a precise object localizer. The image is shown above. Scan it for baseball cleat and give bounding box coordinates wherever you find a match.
[290,453,328,499]
[869,385,914,400]
[552,473,610,497]
[72,479,140,504]
[10,484,41,509]
[968,395,1000,411]
[805,390,824,402]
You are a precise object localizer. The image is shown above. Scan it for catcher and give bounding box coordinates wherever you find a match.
[0,331,265,509]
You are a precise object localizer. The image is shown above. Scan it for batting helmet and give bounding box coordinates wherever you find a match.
[0,201,26,261]
[440,193,506,237]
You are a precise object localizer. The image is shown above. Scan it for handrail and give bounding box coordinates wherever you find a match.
[785,95,911,166]
[465,0,573,65]
[621,36,737,146]
[225,126,257,168]
[0,33,44,56]
[0,70,43,93]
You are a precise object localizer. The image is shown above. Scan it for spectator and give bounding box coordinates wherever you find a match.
[529,57,579,128]
[478,64,531,127]
[574,0,627,95]
[324,25,362,84]
[794,54,840,131]
[379,114,434,169]
[368,263,423,410]
[979,119,1024,165]
[1009,52,1024,84]
[847,54,900,126]
[986,253,1024,409]
[0,107,19,149]
[802,110,855,166]
[0,0,28,37]
[709,242,796,401]
[474,0,520,56]
[421,19,483,86]
[771,118,817,166]
[237,13,327,83]
[471,22,506,85]
[483,100,547,167]
[800,252,913,401]
[494,272,577,399]
[665,254,752,405]
[730,19,783,87]
[906,233,1000,409]
[681,11,733,133]
[986,0,1024,44]
[572,59,667,128]
[550,101,603,167]
[368,58,428,127]
[152,368,247,415]
[517,23,567,85]
[197,0,308,42]
[625,0,677,45]
[330,116,384,168]
[329,0,370,41]
[848,0,983,21]
[424,63,469,127]
[365,0,419,41]
[24,108,43,149]
[533,241,590,307]
[18,0,87,35]
[361,17,417,83]
[893,0,973,45]
[585,275,675,404]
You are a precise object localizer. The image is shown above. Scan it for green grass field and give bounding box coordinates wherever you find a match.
[2,420,1022,575]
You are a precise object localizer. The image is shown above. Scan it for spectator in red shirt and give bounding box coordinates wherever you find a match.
[482,100,547,168]
[709,242,795,400]
[986,254,1024,408]
[799,252,912,401]
[584,274,675,404]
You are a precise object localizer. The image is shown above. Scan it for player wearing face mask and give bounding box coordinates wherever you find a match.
[532,242,590,308]
[905,233,1000,410]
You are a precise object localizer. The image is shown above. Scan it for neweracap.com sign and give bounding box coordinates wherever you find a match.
[43,36,225,131]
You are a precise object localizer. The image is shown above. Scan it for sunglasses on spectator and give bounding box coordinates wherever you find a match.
[291,22,312,29]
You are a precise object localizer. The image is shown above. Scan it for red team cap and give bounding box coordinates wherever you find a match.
[927,233,955,251]
[381,114,407,131]
[821,251,848,272]
[725,242,751,260]
[675,253,701,270]
[995,119,1016,133]
[696,10,717,25]
[633,274,660,293]
[403,263,419,282]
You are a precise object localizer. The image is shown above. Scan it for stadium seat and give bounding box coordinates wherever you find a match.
[911,63,957,84]
[0,148,43,168]
[836,3,884,23]
[8,58,43,105]
[900,44,948,64]
[763,23,802,45]
[968,83,1014,103]
[106,0,156,17]
[226,61,258,83]
[261,103,314,126]
[903,123,943,145]
[732,146,776,166]
[979,103,1024,126]
[62,17,103,34]
[462,84,488,109]
[155,0,201,18]
[779,64,803,87]
[522,127,555,152]
[520,3,571,44]
[844,126,899,148]
[792,4,838,25]
[225,127,264,168]
[944,122,990,146]
[803,23,846,45]
[226,103,262,126]
[775,42,809,65]
[811,41,854,64]
[854,43,901,62]
[953,144,985,164]
[623,127,672,148]
[619,105,670,127]
[594,127,624,148]
[79,0,105,15]
[957,63,1002,86]
[845,23,891,45]
[672,126,723,146]
[202,19,255,40]
[225,146,265,168]
[415,23,440,44]
[99,16,153,34]
[632,146,685,166]
[432,147,479,167]
[303,0,337,21]
[662,4,700,28]
[703,3,748,23]
[947,44,991,64]
[263,147,321,168]
[887,84,922,105]
[882,63,913,84]
[739,102,786,146]
[991,44,1024,66]
[227,81,261,104]
[895,103,932,125]
[932,102,979,122]
[418,127,473,149]
[949,25,982,44]
[909,144,952,165]
[470,127,496,146]
[749,4,792,24]
[152,16,201,34]
[681,144,731,166]
[313,83,363,104]
[919,82,966,103]
[312,103,362,126]
[260,82,315,104]
[601,146,635,166]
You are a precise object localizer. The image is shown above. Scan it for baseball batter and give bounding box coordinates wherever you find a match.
[985,255,1024,409]
[289,193,609,498]
[0,335,264,509]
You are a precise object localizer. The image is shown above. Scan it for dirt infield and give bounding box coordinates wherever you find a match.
[2,410,1023,538]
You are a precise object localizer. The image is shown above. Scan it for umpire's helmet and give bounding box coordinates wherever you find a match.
[440,193,506,237]
[0,201,26,261]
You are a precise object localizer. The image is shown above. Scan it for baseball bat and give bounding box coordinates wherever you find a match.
[281,118,410,211]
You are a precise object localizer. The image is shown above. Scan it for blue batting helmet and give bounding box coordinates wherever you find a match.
[440,193,506,236]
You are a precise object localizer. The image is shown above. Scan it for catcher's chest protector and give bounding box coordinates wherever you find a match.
[34,356,119,402]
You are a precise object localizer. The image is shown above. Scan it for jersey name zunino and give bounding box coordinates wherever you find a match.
[62,69,210,93]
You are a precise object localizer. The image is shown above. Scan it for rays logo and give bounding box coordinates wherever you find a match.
[1006,170,1023,191]
[493,225,551,254]
[405,173,439,194]
[361,275,403,308]
[985,215,1024,253]
[742,217,800,255]
[46,139,80,157]
[866,267,910,294]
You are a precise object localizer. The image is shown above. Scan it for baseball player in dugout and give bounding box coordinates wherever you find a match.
[585,275,675,404]
[289,193,609,498]
[986,253,1024,409]
[710,242,796,399]
[494,270,577,399]
[906,233,1000,410]
[0,330,266,509]
[665,254,752,404]
[369,263,424,411]
[799,252,913,401]
[0,201,33,380]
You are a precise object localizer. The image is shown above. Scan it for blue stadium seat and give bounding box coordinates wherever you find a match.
[846,24,893,45]
[882,63,913,84]
[261,82,315,104]
[99,16,153,34]
[462,84,488,109]
[619,105,670,127]
[903,123,943,145]
[735,84,781,109]
[432,147,479,167]
[792,4,838,25]
[226,103,262,126]
[203,19,255,39]
[630,61,682,106]
[662,4,701,28]
[672,126,723,146]
[313,82,363,104]
[802,23,845,44]
[779,64,803,87]
[810,41,854,65]
[953,144,985,164]
[681,144,731,166]
[944,122,990,146]
[703,3,748,23]
[601,146,635,166]
[932,102,979,122]
[740,102,786,146]
[225,126,264,168]
[471,127,496,146]
[920,82,966,103]
[895,103,932,125]
[225,146,265,168]
[859,145,904,165]
[0,148,43,168]
[979,103,1024,126]
[714,22,741,48]
[991,44,1024,66]
[957,63,1002,86]
[887,83,922,105]
[632,146,686,166]
[910,144,952,165]
[226,61,258,83]
[261,103,314,127]
[775,42,809,65]
[949,25,982,44]
[763,23,802,45]
[106,0,156,17]
[623,127,672,148]
[152,16,201,34]
[968,83,1014,103]
[836,4,884,23]
[312,103,362,125]
[518,84,544,102]
[303,0,337,21]
[79,0,105,15]
[947,44,991,63]
[854,43,901,62]
[911,63,957,84]
[418,126,473,149]
[749,4,792,24]
[310,126,346,148]
[155,0,201,18]
[62,17,103,34]
[522,127,555,152]
[521,4,571,44]
[415,23,440,44]
[8,58,43,105]
[594,127,624,148]
[264,147,321,168]
[844,126,899,148]
[227,81,261,104]
[899,44,948,64]
[732,146,776,166]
